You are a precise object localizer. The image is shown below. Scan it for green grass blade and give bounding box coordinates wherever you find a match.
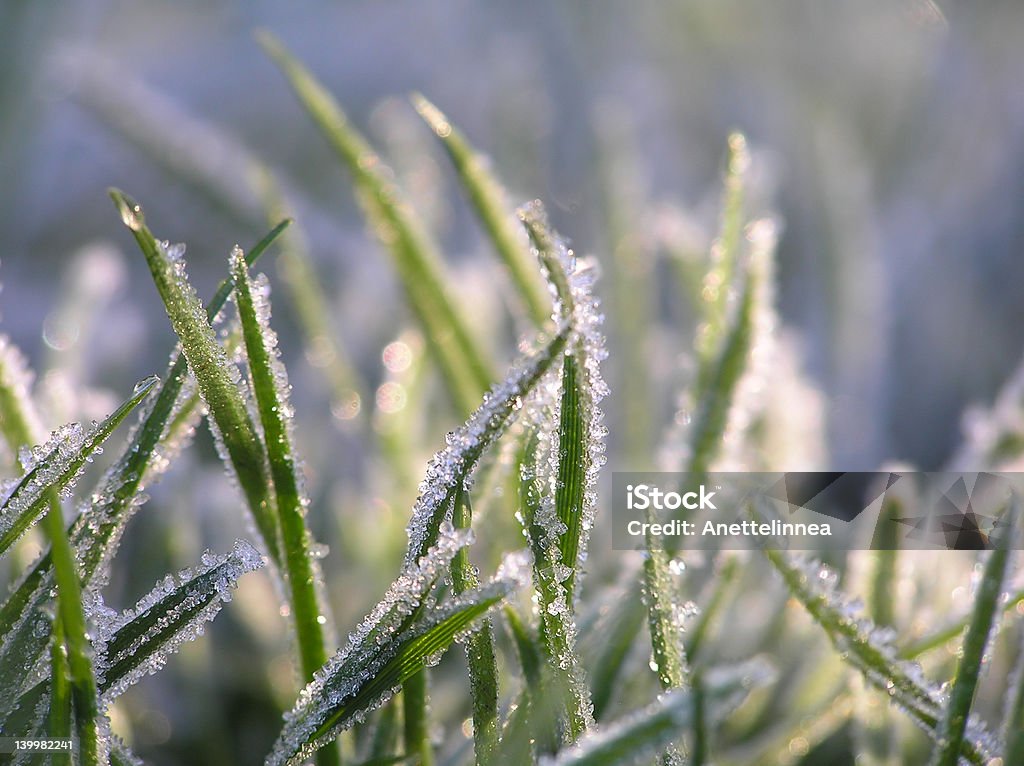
[0,677,48,740]
[404,322,569,567]
[1004,631,1024,765]
[930,499,1017,766]
[110,189,282,565]
[640,542,688,692]
[401,668,432,766]
[517,202,607,608]
[504,605,543,692]
[899,586,1024,660]
[41,489,102,765]
[518,203,573,320]
[685,556,739,663]
[519,429,594,744]
[95,539,264,700]
[0,223,287,715]
[267,567,518,766]
[0,376,159,557]
[589,598,646,721]
[761,541,994,765]
[553,354,587,605]
[258,32,494,415]
[0,335,44,467]
[683,249,758,485]
[48,616,72,766]
[451,489,498,765]
[547,690,694,766]
[230,249,332,681]
[696,132,749,389]
[411,94,549,327]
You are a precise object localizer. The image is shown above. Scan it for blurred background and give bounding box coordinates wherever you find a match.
[2,1,1024,763]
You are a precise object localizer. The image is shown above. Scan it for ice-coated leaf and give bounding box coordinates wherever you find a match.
[412,94,550,327]
[93,539,264,701]
[762,540,996,765]
[266,529,525,766]
[230,248,332,687]
[0,376,159,557]
[111,189,281,566]
[519,202,608,605]
[519,426,594,743]
[258,32,494,416]
[403,322,570,568]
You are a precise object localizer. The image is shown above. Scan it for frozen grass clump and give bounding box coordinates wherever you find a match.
[0,35,1022,766]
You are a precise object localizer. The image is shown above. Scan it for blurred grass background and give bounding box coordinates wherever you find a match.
[2,1,1024,763]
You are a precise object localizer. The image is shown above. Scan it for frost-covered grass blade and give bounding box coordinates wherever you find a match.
[412,94,549,327]
[0,222,287,716]
[544,660,766,766]
[0,375,158,557]
[94,539,264,700]
[450,488,499,765]
[267,530,523,766]
[230,249,332,684]
[930,499,1016,766]
[403,323,569,567]
[258,32,494,416]
[111,189,282,566]
[762,539,995,765]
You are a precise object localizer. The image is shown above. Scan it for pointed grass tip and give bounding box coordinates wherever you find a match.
[109,189,145,231]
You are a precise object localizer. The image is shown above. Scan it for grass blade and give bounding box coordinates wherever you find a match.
[451,489,499,765]
[0,376,159,557]
[230,249,333,685]
[930,499,1017,766]
[110,189,282,565]
[41,488,102,765]
[696,132,749,389]
[0,223,287,716]
[520,428,594,745]
[1003,630,1024,765]
[267,531,524,766]
[640,543,689,692]
[518,202,608,607]
[0,335,45,467]
[589,598,646,722]
[554,354,587,605]
[401,667,432,766]
[94,539,264,700]
[48,616,72,766]
[411,94,549,327]
[403,322,569,567]
[258,32,494,415]
[762,540,994,765]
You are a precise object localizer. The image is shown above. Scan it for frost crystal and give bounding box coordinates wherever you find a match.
[92,539,263,701]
